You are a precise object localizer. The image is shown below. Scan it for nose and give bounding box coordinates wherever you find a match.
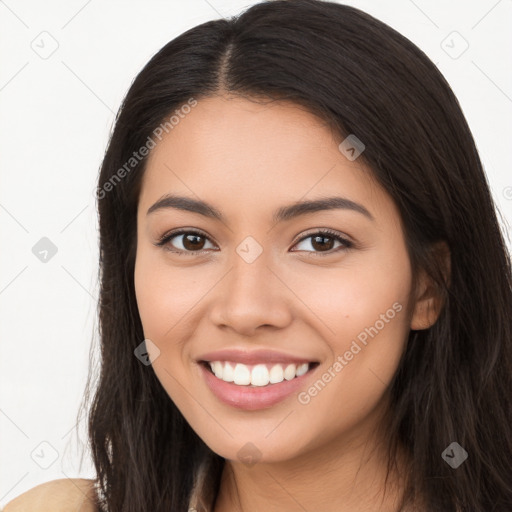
[208,250,293,336]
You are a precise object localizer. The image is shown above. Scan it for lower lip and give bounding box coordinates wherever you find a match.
[199,363,318,410]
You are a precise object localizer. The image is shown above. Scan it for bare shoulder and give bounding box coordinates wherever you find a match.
[3,478,98,512]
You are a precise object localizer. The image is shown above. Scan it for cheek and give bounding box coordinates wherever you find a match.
[290,250,412,427]
[284,245,412,340]
[292,272,410,382]
[134,246,207,341]
[133,248,202,404]
[134,251,169,339]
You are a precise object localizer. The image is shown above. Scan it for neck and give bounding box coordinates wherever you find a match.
[213,404,412,512]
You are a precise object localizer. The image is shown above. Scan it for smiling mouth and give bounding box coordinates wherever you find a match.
[200,360,320,387]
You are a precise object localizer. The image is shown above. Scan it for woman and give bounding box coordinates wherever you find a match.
[6,0,511,510]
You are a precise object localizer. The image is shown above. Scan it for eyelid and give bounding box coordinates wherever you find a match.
[291,228,353,247]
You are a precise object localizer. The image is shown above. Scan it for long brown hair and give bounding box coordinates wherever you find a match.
[78,1,512,510]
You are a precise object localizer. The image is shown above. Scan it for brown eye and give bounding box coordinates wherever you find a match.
[310,234,336,251]
[292,230,352,254]
[182,233,206,250]
[155,229,216,253]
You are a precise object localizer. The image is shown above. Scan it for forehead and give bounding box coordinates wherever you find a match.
[139,95,389,220]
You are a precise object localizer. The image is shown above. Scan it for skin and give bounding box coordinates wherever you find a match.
[134,95,443,512]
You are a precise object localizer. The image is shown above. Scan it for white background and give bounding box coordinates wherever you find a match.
[1,0,511,505]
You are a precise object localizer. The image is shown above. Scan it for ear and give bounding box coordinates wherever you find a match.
[410,242,451,330]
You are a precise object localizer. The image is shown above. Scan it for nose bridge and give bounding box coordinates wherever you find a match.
[228,243,273,307]
[231,247,268,292]
[210,241,291,333]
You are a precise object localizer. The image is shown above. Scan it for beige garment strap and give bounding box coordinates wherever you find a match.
[188,453,218,512]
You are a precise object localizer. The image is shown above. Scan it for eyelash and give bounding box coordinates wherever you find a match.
[154,228,353,256]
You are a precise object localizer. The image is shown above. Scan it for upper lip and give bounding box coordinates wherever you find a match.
[197,348,319,366]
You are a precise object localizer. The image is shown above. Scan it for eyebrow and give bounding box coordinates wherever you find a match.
[146,194,374,223]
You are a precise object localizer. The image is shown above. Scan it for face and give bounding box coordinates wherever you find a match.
[134,95,429,464]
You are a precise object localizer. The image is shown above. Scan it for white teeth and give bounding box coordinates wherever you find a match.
[284,364,296,381]
[222,362,235,382]
[296,363,309,377]
[206,361,313,386]
[251,364,269,386]
[212,361,223,379]
[233,363,251,385]
[269,364,284,383]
